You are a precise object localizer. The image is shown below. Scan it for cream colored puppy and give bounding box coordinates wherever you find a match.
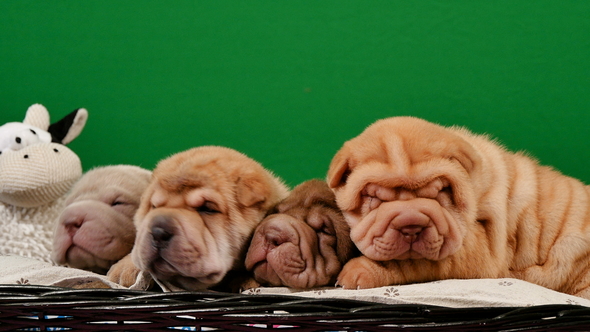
[328,116,590,298]
[108,146,289,291]
[52,165,151,274]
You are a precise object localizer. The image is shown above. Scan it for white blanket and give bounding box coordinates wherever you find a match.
[1,254,588,308]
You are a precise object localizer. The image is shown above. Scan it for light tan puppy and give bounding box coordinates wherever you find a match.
[245,179,356,289]
[108,146,289,291]
[52,165,151,274]
[328,116,590,298]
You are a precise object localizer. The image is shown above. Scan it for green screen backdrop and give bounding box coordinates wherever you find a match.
[1,1,589,187]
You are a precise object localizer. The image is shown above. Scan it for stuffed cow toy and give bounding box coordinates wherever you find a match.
[0,104,88,262]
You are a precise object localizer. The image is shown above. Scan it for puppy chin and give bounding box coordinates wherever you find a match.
[63,246,115,274]
[139,256,226,291]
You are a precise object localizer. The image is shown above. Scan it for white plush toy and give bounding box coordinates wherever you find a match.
[0,104,88,263]
[0,104,53,153]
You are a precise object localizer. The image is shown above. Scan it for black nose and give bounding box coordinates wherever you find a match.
[151,215,174,249]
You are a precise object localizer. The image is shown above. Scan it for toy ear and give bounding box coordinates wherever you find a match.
[23,104,50,130]
[48,108,88,144]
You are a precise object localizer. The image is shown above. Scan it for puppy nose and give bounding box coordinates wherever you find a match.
[265,232,288,248]
[63,218,83,236]
[151,215,174,249]
[400,225,423,243]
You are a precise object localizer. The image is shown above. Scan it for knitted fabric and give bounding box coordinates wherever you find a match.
[0,143,81,208]
[22,104,50,130]
[0,196,66,263]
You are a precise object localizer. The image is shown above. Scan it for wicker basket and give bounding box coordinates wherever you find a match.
[1,284,590,331]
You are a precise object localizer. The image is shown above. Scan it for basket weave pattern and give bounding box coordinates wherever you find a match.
[1,285,590,331]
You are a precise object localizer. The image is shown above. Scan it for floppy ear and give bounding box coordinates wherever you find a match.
[23,104,50,130]
[448,126,484,175]
[451,150,477,174]
[48,108,88,144]
[327,150,351,189]
[236,175,270,207]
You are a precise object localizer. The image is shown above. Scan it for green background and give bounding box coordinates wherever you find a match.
[1,1,589,188]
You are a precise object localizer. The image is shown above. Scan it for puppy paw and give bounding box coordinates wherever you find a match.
[106,254,143,288]
[336,256,391,289]
[239,277,261,292]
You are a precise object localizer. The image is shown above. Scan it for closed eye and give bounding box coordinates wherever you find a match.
[196,202,221,215]
[319,225,334,235]
[111,200,126,207]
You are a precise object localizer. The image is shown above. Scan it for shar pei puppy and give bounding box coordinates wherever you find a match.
[108,146,289,291]
[52,165,151,274]
[328,116,590,298]
[245,179,356,289]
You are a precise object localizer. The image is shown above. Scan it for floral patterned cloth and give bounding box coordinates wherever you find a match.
[243,279,590,308]
[0,255,124,289]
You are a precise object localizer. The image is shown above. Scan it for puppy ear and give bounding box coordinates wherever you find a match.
[327,151,351,189]
[448,142,482,176]
[236,176,269,207]
[449,127,484,174]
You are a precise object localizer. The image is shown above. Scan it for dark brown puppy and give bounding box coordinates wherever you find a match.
[245,180,356,289]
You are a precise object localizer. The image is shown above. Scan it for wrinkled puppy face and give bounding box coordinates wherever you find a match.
[327,117,481,262]
[52,166,151,274]
[245,180,354,289]
[132,146,288,291]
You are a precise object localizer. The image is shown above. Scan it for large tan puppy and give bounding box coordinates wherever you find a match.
[328,116,590,298]
[108,146,289,291]
[52,165,151,274]
[245,179,356,289]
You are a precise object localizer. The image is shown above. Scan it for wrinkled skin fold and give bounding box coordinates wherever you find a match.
[52,166,151,274]
[328,116,590,299]
[245,180,356,289]
[107,146,289,291]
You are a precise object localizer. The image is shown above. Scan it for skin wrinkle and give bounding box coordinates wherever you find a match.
[252,219,307,285]
[356,192,459,261]
[329,117,590,297]
[533,166,544,267]
[550,182,572,262]
[246,180,353,289]
[143,180,241,286]
[290,222,318,286]
[53,167,150,273]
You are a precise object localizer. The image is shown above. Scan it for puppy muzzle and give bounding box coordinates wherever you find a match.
[133,209,227,290]
[350,198,461,261]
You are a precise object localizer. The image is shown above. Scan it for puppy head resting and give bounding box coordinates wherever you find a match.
[245,179,355,289]
[132,146,289,291]
[52,165,152,274]
[327,116,484,262]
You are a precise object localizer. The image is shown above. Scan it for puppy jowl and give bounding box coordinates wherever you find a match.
[245,179,356,289]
